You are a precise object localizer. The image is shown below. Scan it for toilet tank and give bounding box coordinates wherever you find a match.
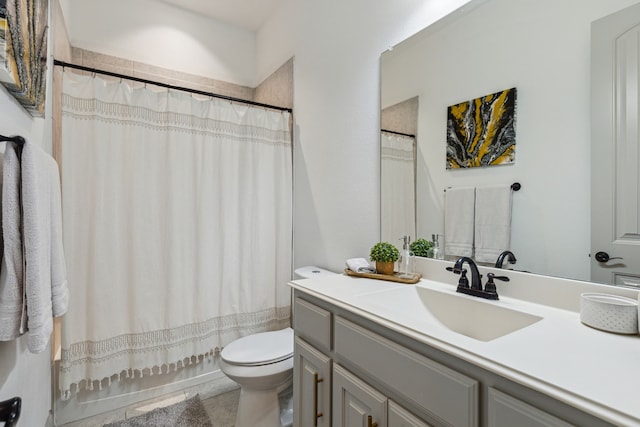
[294,266,336,279]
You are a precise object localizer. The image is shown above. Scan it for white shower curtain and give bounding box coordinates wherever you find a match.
[58,72,292,397]
[381,131,416,245]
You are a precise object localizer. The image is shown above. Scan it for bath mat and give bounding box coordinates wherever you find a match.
[103,394,212,427]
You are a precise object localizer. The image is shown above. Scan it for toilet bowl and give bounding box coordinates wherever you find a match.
[220,328,294,427]
[220,266,336,427]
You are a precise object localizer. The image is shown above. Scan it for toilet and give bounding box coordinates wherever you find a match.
[220,266,336,427]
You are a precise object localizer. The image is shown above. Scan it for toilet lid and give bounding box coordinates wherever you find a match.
[221,327,293,366]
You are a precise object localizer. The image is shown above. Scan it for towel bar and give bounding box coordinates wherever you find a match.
[445,182,522,192]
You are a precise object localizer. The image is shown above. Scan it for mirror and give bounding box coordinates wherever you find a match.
[381,0,640,284]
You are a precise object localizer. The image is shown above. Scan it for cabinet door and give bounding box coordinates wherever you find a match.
[294,337,331,427]
[333,363,387,427]
[388,401,432,427]
[488,388,573,427]
[334,316,478,427]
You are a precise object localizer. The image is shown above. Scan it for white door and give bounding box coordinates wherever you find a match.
[591,2,640,287]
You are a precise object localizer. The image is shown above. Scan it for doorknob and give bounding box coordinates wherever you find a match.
[594,251,623,263]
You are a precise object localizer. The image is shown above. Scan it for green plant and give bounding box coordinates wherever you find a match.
[369,241,400,263]
[410,238,433,258]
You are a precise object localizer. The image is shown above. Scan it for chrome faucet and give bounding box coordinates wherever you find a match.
[447,257,509,300]
[495,250,517,269]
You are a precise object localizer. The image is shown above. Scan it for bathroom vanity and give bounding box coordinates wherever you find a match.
[289,259,640,427]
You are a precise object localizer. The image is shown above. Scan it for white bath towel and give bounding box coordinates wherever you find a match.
[21,141,69,353]
[0,142,26,341]
[444,187,475,258]
[474,185,513,263]
[346,258,375,273]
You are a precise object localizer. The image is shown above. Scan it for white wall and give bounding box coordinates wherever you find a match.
[0,26,55,427]
[381,0,639,281]
[61,0,257,87]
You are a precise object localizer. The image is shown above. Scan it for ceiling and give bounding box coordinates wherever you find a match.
[155,0,286,32]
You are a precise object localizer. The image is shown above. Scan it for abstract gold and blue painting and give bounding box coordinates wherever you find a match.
[446,87,517,169]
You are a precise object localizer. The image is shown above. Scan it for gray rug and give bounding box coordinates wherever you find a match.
[103,395,212,427]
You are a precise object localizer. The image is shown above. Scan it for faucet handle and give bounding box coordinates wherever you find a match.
[447,267,470,290]
[457,269,469,289]
[485,273,509,294]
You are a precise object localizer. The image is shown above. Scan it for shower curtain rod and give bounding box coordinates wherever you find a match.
[53,59,293,113]
[381,129,415,138]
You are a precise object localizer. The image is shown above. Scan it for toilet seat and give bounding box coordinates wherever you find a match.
[221,327,293,366]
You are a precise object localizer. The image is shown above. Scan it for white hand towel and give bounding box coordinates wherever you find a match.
[346,258,375,273]
[0,142,26,341]
[474,185,513,263]
[21,141,69,353]
[444,187,475,257]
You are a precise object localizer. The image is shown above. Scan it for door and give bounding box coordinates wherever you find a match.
[333,364,387,427]
[293,337,331,427]
[591,2,640,287]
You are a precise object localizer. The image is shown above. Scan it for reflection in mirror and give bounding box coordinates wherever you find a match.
[380,0,640,286]
[380,130,416,246]
[381,97,418,246]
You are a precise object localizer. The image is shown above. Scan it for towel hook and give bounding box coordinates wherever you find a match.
[0,134,25,146]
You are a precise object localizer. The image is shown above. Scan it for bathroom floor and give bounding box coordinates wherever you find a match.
[58,387,240,427]
[57,382,294,427]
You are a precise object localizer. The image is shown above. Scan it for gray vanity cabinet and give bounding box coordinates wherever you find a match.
[487,388,573,427]
[333,316,477,427]
[293,294,452,427]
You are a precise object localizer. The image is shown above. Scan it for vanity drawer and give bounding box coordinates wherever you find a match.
[334,316,479,427]
[294,297,332,353]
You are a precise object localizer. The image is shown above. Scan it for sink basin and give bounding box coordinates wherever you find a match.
[357,285,543,341]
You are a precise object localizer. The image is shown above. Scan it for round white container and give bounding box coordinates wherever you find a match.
[580,293,639,334]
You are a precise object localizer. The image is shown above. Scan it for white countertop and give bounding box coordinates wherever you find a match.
[289,273,640,426]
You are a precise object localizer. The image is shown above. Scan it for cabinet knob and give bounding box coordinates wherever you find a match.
[368,415,379,427]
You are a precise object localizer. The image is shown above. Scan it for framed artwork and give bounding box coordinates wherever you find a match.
[446,87,517,169]
[0,0,48,116]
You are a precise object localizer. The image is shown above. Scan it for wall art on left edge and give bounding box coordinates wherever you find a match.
[446,87,517,169]
[0,0,48,116]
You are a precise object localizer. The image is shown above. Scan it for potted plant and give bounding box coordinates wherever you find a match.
[369,241,399,275]
[410,238,433,258]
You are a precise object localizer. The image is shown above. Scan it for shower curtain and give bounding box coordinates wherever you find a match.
[58,72,292,397]
[381,131,416,244]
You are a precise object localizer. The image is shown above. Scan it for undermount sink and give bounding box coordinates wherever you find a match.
[358,285,543,342]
